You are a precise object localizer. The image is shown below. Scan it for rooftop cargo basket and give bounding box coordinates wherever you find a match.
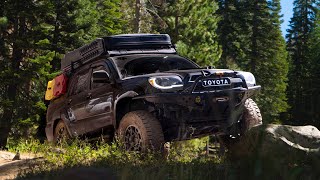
[61,34,176,72]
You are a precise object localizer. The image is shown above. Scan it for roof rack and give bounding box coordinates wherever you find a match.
[61,38,105,72]
[61,34,176,72]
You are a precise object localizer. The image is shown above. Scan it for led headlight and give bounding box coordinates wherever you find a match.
[149,76,183,90]
[238,71,256,87]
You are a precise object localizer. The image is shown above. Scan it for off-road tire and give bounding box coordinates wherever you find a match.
[117,110,165,152]
[219,98,262,149]
[242,98,262,132]
[53,120,70,144]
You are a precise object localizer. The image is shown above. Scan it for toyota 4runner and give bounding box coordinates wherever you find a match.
[45,34,262,151]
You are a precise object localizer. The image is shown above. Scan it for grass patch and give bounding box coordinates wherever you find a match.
[6,138,320,180]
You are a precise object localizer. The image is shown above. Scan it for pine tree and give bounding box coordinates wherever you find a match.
[217,0,289,122]
[96,0,125,36]
[286,0,318,124]
[217,0,248,69]
[0,0,52,147]
[157,0,221,66]
[121,0,156,33]
[305,6,320,127]
[0,0,125,147]
[37,0,100,71]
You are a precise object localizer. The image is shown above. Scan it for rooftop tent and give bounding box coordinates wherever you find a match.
[103,34,173,50]
[61,34,176,71]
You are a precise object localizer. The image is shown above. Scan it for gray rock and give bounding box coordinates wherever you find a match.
[229,124,320,159]
[12,151,20,161]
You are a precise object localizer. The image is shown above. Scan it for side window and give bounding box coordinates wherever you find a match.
[91,65,110,89]
[71,69,90,95]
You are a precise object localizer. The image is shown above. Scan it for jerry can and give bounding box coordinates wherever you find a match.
[53,74,68,97]
[45,80,55,100]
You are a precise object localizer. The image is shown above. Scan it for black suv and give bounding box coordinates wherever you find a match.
[45,34,262,151]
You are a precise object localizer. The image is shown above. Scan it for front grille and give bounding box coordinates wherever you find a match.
[186,102,231,123]
[191,78,243,93]
[193,83,231,92]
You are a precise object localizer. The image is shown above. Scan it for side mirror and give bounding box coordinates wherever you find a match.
[92,70,111,83]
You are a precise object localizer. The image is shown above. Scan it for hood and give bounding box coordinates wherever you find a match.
[119,68,243,95]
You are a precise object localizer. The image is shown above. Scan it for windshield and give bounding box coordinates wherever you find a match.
[112,54,199,78]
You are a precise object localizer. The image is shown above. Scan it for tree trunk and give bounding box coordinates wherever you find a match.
[174,15,179,43]
[134,0,141,33]
[0,85,17,148]
[51,1,62,71]
[0,15,24,148]
[250,0,259,74]
[220,0,230,69]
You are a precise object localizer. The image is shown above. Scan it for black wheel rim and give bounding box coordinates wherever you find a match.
[124,125,143,151]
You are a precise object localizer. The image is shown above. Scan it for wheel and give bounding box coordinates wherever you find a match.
[53,120,70,144]
[117,110,165,152]
[241,98,262,132]
[219,98,262,148]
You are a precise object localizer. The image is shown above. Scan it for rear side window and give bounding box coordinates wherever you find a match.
[70,70,90,95]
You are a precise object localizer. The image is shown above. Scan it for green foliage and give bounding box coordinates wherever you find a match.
[286,0,319,126]
[0,0,126,147]
[306,11,320,126]
[0,17,8,28]
[0,0,55,146]
[120,0,157,33]
[96,0,125,36]
[252,0,289,121]
[7,138,320,180]
[170,137,209,162]
[217,0,248,68]
[36,0,99,70]
[160,0,221,66]
[217,0,289,122]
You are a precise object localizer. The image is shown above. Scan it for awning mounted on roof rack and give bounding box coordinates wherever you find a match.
[61,34,176,72]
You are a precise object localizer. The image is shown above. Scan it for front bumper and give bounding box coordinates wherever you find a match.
[134,86,261,141]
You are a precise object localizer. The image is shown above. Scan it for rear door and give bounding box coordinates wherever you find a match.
[66,67,91,135]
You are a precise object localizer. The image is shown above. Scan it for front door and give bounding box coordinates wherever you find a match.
[82,64,114,133]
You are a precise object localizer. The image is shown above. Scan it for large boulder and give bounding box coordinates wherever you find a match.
[227,125,320,179]
[229,124,320,159]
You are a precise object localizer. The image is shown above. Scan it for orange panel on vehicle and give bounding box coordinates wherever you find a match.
[53,74,68,97]
[45,80,55,100]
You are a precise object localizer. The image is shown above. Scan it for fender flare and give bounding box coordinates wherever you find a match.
[113,91,139,127]
[50,112,73,141]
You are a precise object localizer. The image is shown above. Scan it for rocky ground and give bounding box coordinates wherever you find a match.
[229,124,320,158]
[0,151,42,180]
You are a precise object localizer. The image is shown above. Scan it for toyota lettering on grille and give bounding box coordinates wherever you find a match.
[202,78,231,87]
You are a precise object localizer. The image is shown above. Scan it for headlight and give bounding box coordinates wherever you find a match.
[238,71,256,87]
[149,76,183,90]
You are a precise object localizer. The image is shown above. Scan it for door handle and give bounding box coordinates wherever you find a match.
[86,93,92,99]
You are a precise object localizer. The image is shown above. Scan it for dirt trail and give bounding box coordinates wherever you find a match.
[0,151,43,180]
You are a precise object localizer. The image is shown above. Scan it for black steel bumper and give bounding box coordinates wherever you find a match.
[134,86,261,141]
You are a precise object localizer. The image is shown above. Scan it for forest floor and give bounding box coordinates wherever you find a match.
[0,151,43,180]
[1,124,319,180]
